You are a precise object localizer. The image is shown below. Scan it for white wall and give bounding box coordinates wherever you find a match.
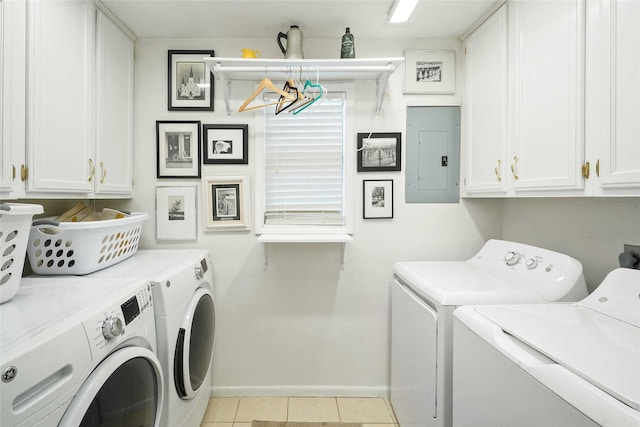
[502,198,640,292]
[131,36,503,396]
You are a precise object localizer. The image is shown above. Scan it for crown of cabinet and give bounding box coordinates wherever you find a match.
[204,57,404,115]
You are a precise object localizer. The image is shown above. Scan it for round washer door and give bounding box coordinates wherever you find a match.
[174,287,215,399]
[59,346,164,427]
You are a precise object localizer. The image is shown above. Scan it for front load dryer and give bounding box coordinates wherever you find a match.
[0,276,163,427]
[390,239,588,427]
[88,249,215,427]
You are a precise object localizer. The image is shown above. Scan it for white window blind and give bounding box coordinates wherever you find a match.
[262,92,346,227]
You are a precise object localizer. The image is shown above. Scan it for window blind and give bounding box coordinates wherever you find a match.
[263,92,346,226]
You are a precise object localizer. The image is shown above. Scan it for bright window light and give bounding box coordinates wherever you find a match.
[388,0,419,23]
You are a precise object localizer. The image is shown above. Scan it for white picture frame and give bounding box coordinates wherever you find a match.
[403,50,455,94]
[202,175,250,231]
[156,185,198,240]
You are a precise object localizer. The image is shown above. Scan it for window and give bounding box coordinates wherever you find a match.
[255,86,353,237]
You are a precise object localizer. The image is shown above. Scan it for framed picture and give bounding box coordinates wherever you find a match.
[156,121,201,178]
[363,179,394,219]
[168,50,215,111]
[357,132,402,172]
[156,185,197,241]
[403,50,455,94]
[202,175,250,231]
[203,124,249,164]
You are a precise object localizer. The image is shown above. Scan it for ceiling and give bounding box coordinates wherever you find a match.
[100,0,498,40]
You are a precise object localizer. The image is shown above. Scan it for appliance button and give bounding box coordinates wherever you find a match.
[525,258,539,269]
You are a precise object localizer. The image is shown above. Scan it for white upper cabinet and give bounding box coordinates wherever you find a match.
[593,0,640,191]
[94,9,134,196]
[463,4,508,194]
[508,0,585,192]
[26,0,94,194]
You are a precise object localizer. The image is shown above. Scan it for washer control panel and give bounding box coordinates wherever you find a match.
[503,251,546,271]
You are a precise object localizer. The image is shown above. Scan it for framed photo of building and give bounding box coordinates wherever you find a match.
[403,50,455,94]
[202,124,249,164]
[156,120,202,178]
[357,132,402,172]
[202,175,250,231]
[363,179,393,219]
[155,185,197,241]
[168,50,215,111]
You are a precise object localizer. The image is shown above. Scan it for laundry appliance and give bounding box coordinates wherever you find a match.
[390,239,588,427]
[0,275,163,426]
[88,249,215,427]
[452,267,640,427]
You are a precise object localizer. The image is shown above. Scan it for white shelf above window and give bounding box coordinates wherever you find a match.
[203,57,404,115]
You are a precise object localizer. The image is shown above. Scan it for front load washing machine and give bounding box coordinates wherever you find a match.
[390,239,588,427]
[0,275,163,427]
[88,249,215,427]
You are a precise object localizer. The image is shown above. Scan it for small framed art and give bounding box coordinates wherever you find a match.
[203,124,249,164]
[156,121,201,178]
[168,50,215,111]
[357,132,402,172]
[363,179,393,219]
[156,185,197,241]
[403,50,455,94]
[202,175,250,231]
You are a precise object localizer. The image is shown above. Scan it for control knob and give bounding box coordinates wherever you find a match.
[102,316,124,340]
[525,258,539,270]
[505,251,521,266]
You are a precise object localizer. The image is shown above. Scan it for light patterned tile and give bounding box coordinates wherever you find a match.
[337,397,394,423]
[288,397,340,422]
[362,425,397,427]
[200,423,233,427]
[202,397,240,422]
[232,424,253,427]
[383,398,398,424]
[235,397,288,422]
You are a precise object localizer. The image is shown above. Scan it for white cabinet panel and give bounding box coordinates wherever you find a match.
[508,0,585,191]
[463,5,508,194]
[26,0,93,193]
[95,9,133,196]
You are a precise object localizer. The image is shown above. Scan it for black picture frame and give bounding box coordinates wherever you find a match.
[202,124,249,164]
[357,132,402,172]
[156,120,202,178]
[363,179,394,219]
[168,50,215,111]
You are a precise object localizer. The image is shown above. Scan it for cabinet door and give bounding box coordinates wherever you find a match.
[599,0,640,188]
[95,10,133,196]
[463,5,508,194]
[509,0,585,191]
[1,0,26,198]
[27,0,93,193]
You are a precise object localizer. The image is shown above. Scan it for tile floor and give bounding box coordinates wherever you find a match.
[200,397,398,427]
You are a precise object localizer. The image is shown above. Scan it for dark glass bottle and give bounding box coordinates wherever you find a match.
[341,27,355,58]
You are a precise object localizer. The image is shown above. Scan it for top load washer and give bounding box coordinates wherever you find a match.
[0,275,163,427]
[452,267,640,427]
[390,239,588,427]
[87,249,215,427]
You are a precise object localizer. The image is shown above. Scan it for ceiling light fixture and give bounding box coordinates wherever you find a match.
[388,0,419,23]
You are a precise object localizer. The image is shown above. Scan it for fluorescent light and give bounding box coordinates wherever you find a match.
[388,0,419,23]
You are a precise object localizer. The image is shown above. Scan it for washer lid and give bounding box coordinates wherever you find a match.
[393,262,542,306]
[474,303,640,411]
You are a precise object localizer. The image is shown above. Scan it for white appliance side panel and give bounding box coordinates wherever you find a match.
[452,317,599,427]
[391,279,438,426]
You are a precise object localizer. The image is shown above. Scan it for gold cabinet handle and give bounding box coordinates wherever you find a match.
[582,162,590,179]
[494,159,502,182]
[88,159,95,182]
[596,159,600,177]
[100,161,106,184]
[511,156,519,180]
[20,165,27,182]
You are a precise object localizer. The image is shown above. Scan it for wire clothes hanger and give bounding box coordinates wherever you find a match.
[293,66,325,115]
[237,67,296,112]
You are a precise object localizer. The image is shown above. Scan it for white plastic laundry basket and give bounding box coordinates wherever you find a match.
[1,203,44,303]
[27,212,148,275]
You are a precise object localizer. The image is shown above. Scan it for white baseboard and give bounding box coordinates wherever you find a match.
[208,385,390,398]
